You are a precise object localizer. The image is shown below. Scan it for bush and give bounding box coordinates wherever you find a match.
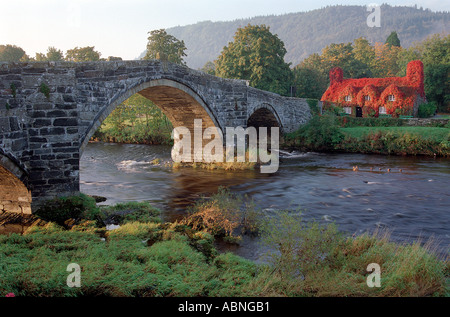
[306,99,320,115]
[418,101,438,118]
[181,187,262,238]
[286,114,344,151]
[35,194,101,227]
[100,201,161,225]
[258,212,448,297]
[336,116,405,127]
[260,211,342,278]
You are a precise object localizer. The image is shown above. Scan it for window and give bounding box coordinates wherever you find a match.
[379,106,387,114]
[365,95,371,101]
[343,107,352,114]
[344,95,352,102]
[388,95,395,101]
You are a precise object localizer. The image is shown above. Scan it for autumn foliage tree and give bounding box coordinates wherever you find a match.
[215,24,292,96]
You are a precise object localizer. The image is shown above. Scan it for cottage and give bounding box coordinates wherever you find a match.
[320,60,426,117]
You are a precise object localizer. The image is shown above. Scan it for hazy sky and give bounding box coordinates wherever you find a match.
[0,0,448,60]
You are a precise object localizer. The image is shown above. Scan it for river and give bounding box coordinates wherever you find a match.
[80,142,450,260]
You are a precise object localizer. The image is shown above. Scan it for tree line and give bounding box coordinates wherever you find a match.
[202,28,449,113]
[290,31,449,112]
[166,5,449,70]
[0,45,121,62]
[1,26,448,116]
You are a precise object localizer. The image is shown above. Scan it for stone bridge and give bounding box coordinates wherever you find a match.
[0,60,312,212]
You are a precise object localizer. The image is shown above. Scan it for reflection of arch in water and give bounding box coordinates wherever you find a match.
[162,168,265,223]
[0,152,32,214]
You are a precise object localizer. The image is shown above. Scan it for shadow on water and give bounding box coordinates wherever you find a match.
[80,142,450,260]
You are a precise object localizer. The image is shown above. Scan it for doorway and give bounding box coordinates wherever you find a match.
[356,107,363,117]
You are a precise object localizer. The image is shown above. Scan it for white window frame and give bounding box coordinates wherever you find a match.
[343,107,352,114]
[379,106,387,114]
[388,95,395,102]
[365,95,371,101]
[344,95,352,102]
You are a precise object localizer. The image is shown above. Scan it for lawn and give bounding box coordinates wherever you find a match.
[341,126,450,142]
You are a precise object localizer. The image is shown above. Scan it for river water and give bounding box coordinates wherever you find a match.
[80,142,450,260]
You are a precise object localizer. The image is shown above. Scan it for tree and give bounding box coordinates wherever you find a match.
[35,47,64,61]
[200,61,215,75]
[46,47,64,61]
[292,66,328,99]
[100,93,172,144]
[107,56,122,61]
[320,42,370,78]
[0,44,26,62]
[385,31,401,48]
[421,34,450,112]
[65,46,101,62]
[353,37,375,76]
[396,45,422,76]
[425,64,449,112]
[420,33,450,66]
[35,53,47,62]
[215,24,292,95]
[144,29,187,65]
[395,33,449,112]
[373,42,402,77]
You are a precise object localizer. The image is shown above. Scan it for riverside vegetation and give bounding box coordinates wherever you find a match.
[0,190,448,297]
[284,107,450,157]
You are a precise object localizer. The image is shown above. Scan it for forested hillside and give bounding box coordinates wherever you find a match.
[149,4,449,69]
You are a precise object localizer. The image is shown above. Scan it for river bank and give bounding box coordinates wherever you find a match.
[0,194,448,297]
[283,115,450,157]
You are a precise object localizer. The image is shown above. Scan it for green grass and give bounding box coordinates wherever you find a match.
[341,127,450,142]
[0,197,448,297]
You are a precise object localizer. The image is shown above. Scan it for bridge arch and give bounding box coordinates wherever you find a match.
[80,78,223,154]
[0,151,32,214]
[247,103,283,132]
[0,150,29,186]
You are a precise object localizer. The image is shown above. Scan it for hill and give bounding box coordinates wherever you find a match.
[143,4,449,69]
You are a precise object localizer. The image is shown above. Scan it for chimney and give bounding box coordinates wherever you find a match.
[330,67,343,85]
[406,60,425,97]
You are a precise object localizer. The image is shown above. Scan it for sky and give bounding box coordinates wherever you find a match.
[0,0,448,61]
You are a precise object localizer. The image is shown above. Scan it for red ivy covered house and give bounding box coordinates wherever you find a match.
[320,60,426,117]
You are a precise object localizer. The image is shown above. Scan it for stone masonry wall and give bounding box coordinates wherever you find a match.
[0,60,311,210]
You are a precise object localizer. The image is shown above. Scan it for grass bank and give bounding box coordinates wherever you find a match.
[284,115,450,156]
[0,192,448,297]
[92,119,173,146]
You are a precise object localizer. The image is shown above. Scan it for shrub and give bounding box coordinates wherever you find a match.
[39,83,50,99]
[286,114,344,151]
[183,188,242,237]
[418,101,438,118]
[181,187,262,238]
[260,211,342,279]
[306,99,320,115]
[336,116,405,127]
[100,201,161,225]
[35,194,101,227]
[258,212,448,297]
